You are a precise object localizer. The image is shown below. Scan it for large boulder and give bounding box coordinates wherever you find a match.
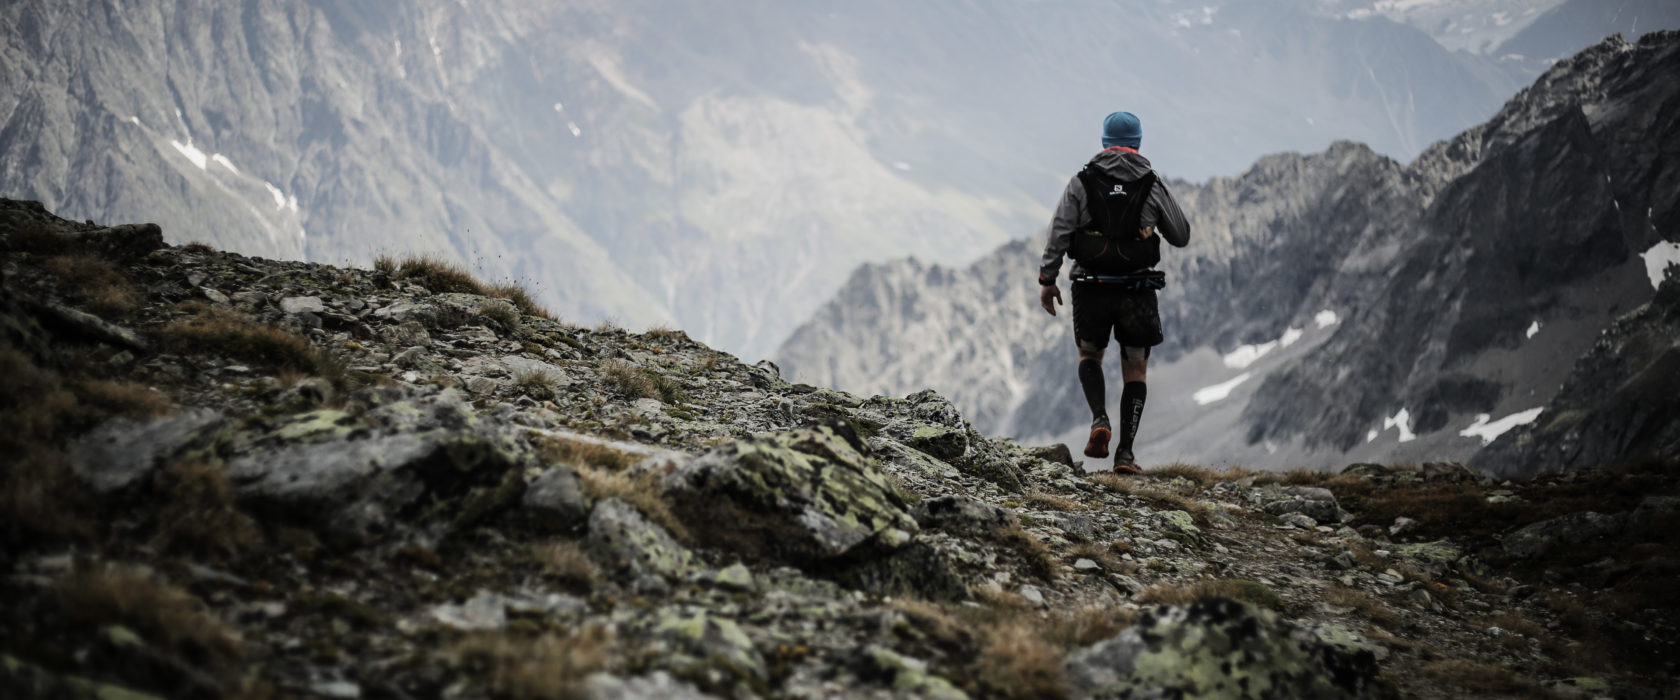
[225,389,534,544]
[586,498,695,581]
[1502,511,1626,560]
[71,408,225,493]
[662,423,918,565]
[1065,598,1385,699]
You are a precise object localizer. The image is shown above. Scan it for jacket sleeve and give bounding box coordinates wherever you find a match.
[1151,178,1191,248]
[1039,176,1085,284]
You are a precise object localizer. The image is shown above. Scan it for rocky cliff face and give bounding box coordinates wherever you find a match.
[4,199,1676,697]
[3,0,1563,360]
[779,32,1680,474]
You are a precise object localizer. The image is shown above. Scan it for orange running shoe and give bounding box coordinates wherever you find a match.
[1112,449,1143,475]
[1083,416,1111,459]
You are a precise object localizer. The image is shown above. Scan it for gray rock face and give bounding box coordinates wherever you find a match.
[225,390,535,543]
[1503,511,1627,559]
[586,499,695,580]
[70,408,224,493]
[1476,277,1680,475]
[662,424,918,565]
[518,466,590,534]
[1064,598,1384,699]
[911,495,1017,536]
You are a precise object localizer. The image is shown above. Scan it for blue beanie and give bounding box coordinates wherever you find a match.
[1102,111,1142,149]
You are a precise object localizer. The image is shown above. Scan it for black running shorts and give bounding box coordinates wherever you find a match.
[1071,282,1163,353]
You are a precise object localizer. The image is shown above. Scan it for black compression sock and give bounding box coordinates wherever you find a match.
[1119,381,1147,451]
[1078,359,1106,422]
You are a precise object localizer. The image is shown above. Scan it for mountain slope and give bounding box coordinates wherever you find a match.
[779,32,1680,473]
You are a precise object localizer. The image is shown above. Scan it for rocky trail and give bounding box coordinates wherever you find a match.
[1,198,1675,698]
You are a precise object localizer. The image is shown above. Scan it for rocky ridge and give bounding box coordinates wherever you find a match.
[2,199,1677,698]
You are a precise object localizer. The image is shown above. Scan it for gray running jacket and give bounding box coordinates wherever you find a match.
[1038,148,1190,285]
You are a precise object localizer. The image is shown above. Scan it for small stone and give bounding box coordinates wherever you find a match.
[280,296,326,314]
[311,680,361,699]
[1282,513,1318,529]
[463,376,500,395]
[1073,558,1102,572]
[1388,516,1418,537]
[382,320,432,347]
[1018,585,1046,605]
[202,287,230,303]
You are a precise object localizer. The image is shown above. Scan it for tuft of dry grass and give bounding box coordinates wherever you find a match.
[392,254,482,295]
[43,254,143,317]
[1090,472,1211,524]
[976,618,1069,699]
[1421,660,1547,696]
[537,436,637,472]
[1144,463,1251,488]
[479,301,522,332]
[179,242,217,254]
[1324,586,1401,630]
[600,360,686,403]
[150,459,262,560]
[1136,578,1283,611]
[156,303,344,383]
[1251,467,1341,486]
[452,626,614,700]
[1025,491,1085,512]
[56,564,244,664]
[1041,604,1135,649]
[514,370,559,401]
[484,281,550,319]
[1066,542,1121,573]
[644,326,688,343]
[574,465,687,541]
[890,598,972,650]
[533,540,601,592]
[994,523,1057,581]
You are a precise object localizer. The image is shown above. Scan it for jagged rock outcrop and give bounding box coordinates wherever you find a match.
[1475,277,1680,475]
[1,199,1675,698]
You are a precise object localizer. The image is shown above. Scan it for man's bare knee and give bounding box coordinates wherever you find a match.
[1077,344,1105,363]
[1121,359,1147,383]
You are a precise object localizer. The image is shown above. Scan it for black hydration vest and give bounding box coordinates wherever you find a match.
[1069,163,1159,276]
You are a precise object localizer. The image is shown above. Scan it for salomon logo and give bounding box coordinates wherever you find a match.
[1110,184,1127,195]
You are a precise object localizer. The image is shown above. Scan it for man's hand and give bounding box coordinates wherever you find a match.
[1040,283,1063,316]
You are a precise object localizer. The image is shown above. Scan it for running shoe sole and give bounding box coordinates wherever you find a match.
[1083,427,1111,458]
[1111,460,1143,475]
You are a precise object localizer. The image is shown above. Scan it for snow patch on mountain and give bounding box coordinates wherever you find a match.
[1460,407,1544,444]
[1193,372,1252,406]
[1641,240,1680,289]
[1382,408,1417,443]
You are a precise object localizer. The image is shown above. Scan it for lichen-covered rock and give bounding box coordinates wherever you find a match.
[225,389,535,543]
[517,466,590,534]
[662,423,917,565]
[829,541,968,602]
[70,408,223,493]
[586,498,695,580]
[645,609,766,689]
[912,494,1017,536]
[1503,511,1626,559]
[583,671,714,700]
[1064,598,1385,699]
[859,644,968,700]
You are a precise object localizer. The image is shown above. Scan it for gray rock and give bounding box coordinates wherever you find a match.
[583,671,713,700]
[1018,584,1045,605]
[70,408,223,493]
[911,494,1016,536]
[381,320,431,347]
[201,287,229,304]
[1628,496,1680,533]
[431,590,509,631]
[1282,513,1319,529]
[1389,516,1419,537]
[1065,598,1383,699]
[586,498,695,580]
[663,424,917,564]
[518,466,590,534]
[1503,511,1627,559]
[1264,497,1346,524]
[280,296,326,314]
